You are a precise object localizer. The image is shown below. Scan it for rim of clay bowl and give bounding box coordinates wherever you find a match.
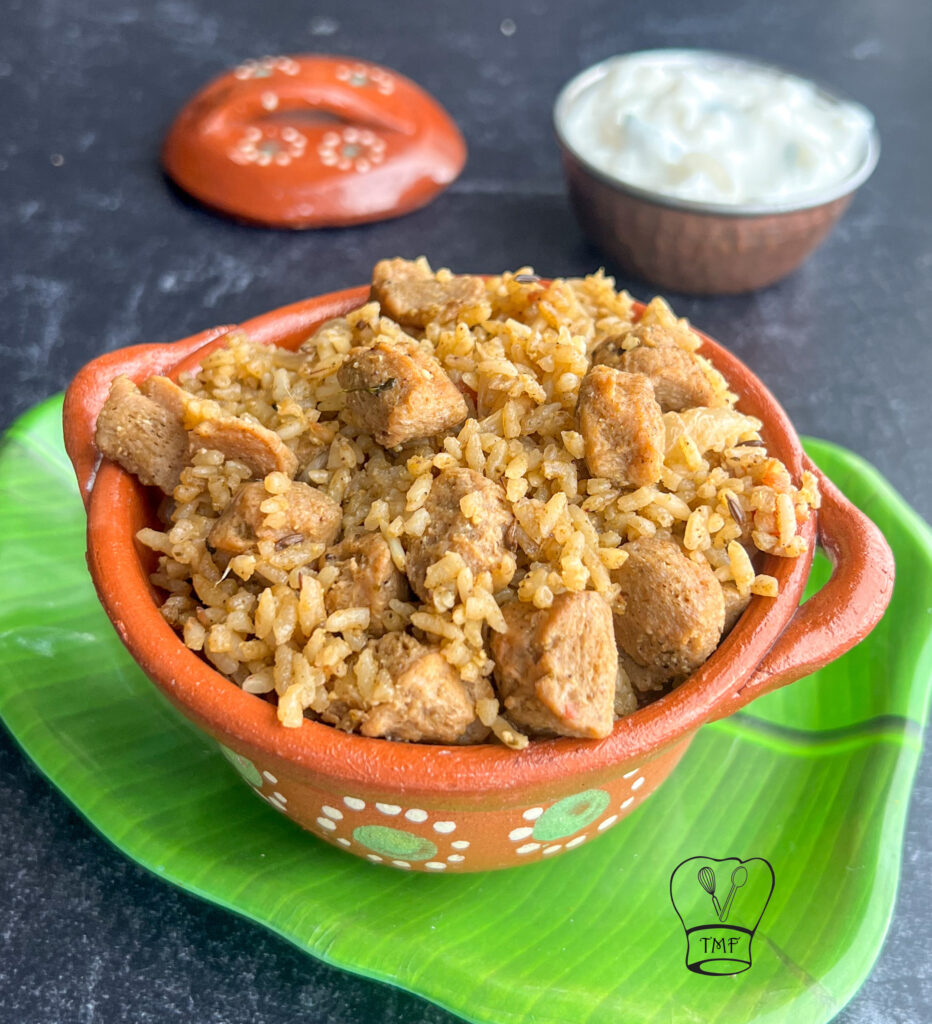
[78,285,816,797]
[553,48,881,217]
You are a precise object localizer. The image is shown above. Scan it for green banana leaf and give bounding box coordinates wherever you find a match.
[0,396,929,1024]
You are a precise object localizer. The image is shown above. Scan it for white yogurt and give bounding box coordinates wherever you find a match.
[559,51,875,207]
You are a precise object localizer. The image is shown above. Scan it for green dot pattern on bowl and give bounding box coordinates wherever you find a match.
[532,788,611,842]
[352,825,438,861]
[218,744,263,788]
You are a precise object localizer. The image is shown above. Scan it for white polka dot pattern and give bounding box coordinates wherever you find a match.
[284,759,655,871]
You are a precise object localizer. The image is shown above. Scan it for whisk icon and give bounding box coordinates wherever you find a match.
[697,865,723,919]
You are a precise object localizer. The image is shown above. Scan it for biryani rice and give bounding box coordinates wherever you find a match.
[133,264,819,745]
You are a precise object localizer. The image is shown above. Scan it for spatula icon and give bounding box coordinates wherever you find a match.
[720,865,748,922]
[697,865,723,919]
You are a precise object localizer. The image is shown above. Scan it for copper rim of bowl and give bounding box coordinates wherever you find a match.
[553,48,881,217]
[73,285,822,798]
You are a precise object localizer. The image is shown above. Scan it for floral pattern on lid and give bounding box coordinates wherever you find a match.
[335,61,395,95]
[317,127,386,174]
[229,125,308,168]
[233,55,301,80]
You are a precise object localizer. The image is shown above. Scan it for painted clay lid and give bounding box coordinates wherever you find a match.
[162,55,466,228]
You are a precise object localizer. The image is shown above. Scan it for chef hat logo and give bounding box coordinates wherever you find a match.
[670,856,774,975]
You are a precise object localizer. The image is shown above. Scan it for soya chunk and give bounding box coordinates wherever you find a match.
[338,340,468,448]
[617,649,669,697]
[614,661,639,716]
[370,257,489,328]
[613,536,725,683]
[140,374,188,419]
[595,345,716,412]
[590,324,680,368]
[95,376,189,494]
[191,416,297,479]
[721,581,751,635]
[322,532,409,636]
[145,372,299,480]
[406,468,515,602]
[208,481,341,554]
[360,632,479,743]
[491,591,617,739]
[576,365,664,486]
[592,299,699,362]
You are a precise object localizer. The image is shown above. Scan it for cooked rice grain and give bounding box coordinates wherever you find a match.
[136,266,817,741]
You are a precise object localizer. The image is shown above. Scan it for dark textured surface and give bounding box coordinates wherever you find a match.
[1,0,930,1021]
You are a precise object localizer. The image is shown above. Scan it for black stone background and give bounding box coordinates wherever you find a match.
[1,0,930,1020]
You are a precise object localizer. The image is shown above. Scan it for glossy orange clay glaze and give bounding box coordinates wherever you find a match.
[163,55,466,228]
[63,287,894,871]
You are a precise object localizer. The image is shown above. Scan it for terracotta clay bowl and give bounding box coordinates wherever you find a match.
[554,51,881,295]
[62,286,894,872]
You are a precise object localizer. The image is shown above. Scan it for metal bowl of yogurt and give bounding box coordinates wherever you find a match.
[554,49,880,294]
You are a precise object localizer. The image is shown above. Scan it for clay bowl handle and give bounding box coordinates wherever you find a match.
[62,324,235,508]
[713,459,895,719]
